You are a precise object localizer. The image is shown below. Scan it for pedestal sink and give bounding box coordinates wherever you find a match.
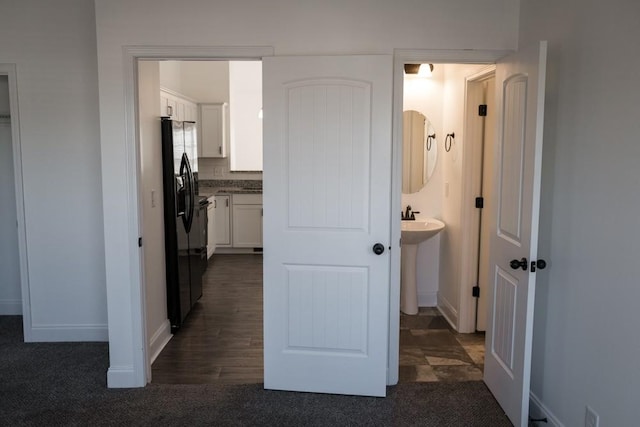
[401,218,445,315]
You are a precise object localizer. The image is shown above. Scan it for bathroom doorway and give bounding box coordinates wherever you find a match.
[397,62,496,383]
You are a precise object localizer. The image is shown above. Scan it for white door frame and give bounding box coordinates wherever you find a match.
[117,46,514,387]
[0,64,32,340]
[458,66,497,334]
[388,50,510,385]
[120,46,274,386]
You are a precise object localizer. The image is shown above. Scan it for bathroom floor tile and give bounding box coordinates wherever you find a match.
[399,309,485,384]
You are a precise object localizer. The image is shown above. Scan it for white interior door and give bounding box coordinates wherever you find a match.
[263,55,393,397]
[484,42,547,426]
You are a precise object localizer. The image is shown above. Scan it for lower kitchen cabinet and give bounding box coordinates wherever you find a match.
[207,196,216,258]
[232,204,263,248]
[214,195,231,247]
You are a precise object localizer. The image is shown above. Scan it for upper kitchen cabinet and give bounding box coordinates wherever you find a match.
[199,102,228,158]
[160,88,198,122]
[229,61,262,171]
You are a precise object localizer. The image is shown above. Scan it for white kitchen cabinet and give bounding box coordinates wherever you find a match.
[207,196,216,258]
[160,88,197,123]
[214,195,231,247]
[199,103,228,158]
[232,194,263,248]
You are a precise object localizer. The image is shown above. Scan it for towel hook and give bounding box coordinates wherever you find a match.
[426,133,436,151]
[445,133,455,152]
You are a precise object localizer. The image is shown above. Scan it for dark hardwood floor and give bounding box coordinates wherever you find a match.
[152,254,263,384]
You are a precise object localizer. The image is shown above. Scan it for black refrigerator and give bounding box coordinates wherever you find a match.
[161,118,204,332]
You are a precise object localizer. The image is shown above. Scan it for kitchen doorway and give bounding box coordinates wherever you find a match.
[135,57,265,384]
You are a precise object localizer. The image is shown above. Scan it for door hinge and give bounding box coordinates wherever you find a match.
[138,237,143,247]
[475,197,484,209]
[472,286,480,298]
[478,104,487,116]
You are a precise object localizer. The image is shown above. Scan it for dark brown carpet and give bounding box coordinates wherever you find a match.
[0,316,511,426]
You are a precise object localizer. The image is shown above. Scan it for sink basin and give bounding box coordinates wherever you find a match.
[401,219,445,245]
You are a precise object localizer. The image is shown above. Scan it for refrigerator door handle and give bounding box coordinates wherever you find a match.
[179,153,193,232]
[184,153,195,233]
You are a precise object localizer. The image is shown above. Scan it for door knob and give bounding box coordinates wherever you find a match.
[372,243,385,255]
[510,257,528,271]
[531,259,547,272]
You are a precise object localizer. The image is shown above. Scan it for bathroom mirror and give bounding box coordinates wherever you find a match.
[402,110,437,193]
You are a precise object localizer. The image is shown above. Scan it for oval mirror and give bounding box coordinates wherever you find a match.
[402,110,437,193]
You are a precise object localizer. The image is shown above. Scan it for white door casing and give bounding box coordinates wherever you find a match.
[263,55,393,397]
[483,42,547,427]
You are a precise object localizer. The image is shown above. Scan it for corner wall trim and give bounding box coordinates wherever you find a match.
[107,366,139,388]
[437,294,459,331]
[530,392,565,427]
[149,320,172,364]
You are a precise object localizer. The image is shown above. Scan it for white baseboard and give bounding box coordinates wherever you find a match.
[28,323,108,342]
[0,299,22,315]
[107,365,142,388]
[418,291,438,307]
[149,319,172,364]
[437,293,458,331]
[214,248,262,254]
[530,392,565,427]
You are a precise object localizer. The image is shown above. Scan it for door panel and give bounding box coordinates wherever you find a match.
[484,41,547,427]
[263,55,392,397]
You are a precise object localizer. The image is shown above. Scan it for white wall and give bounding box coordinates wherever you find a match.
[160,61,229,103]
[519,1,640,425]
[94,0,519,386]
[229,61,263,172]
[137,61,171,362]
[402,68,445,306]
[0,75,21,315]
[0,1,106,340]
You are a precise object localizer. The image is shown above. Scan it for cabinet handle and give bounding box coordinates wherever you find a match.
[167,105,173,116]
[214,199,217,208]
[219,146,222,155]
[226,198,229,207]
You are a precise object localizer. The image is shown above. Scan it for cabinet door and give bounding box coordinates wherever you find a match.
[175,100,185,121]
[200,103,227,158]
[207,199,216,258]
[186,103,198,122]
[214,195,231,246]
[166,97,177,119]
[160,94,171,117]
[232,204,263,248]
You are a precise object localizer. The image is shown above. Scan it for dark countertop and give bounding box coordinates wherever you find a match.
[199,187,262,198]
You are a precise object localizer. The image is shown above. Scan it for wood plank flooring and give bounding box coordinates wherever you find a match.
[152,254,263,384]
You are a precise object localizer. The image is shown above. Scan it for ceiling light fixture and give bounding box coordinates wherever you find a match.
[418,63,434,77]
[404,63,434,77]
